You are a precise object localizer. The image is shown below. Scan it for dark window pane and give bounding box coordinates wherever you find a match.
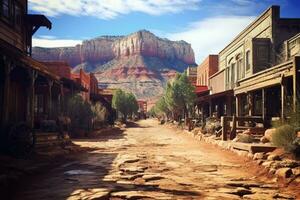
[15,3,22,28]
[2,0,10,18]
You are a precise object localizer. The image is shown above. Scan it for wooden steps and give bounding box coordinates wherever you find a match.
[232,142,277,153]
[35,131,70,149]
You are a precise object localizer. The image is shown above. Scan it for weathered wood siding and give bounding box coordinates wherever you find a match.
[0,0,27,53]
[209,69,225,94]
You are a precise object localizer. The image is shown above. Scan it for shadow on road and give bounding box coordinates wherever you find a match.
[11,126,128,200]
[125,121,151,129]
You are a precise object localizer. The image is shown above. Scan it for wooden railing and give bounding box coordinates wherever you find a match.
[221,116,265,141]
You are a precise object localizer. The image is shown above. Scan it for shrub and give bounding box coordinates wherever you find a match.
[92,102,107,122]
[66,95,95,132]
[272,125,297,151]
[235,133,254,143]
[289,138,300,159]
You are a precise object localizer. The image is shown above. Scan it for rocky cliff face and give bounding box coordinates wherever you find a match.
[33,30,196,101]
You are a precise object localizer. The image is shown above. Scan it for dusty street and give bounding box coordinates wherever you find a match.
[14,119,299,200]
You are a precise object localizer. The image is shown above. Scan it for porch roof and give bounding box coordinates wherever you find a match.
[234,59,295,95]
[0,39,60,81]
[195,85,209,94]
[197,89,233,103]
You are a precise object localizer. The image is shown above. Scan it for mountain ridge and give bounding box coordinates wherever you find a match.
[32,30,196,100]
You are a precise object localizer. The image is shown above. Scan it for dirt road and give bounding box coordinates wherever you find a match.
[14,119,299,199]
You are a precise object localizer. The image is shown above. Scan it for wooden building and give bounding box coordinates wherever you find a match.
[71,69,91,101]
[195,55,234,120]
[196,6,300,125]
[42,61,88,114]
[0,0,64,154]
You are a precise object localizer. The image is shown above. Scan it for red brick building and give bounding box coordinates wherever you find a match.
[71,69,90,101]
[137,100,147,113]
[186,66,197,86]
[196,55,218,86]
[43,62,99,102]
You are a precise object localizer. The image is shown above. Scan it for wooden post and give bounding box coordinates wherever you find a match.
[293,57,300,112]
[281,82,285,121]
[48,79,53,119]
[230,115,237,140]
[226,96,232,116]
[2,59,13,126]
[221,116,227,141]
[247,92,253,116]
[262,88,266,121]
[29,70,37,128]
[201,106,204,123]
[209,100,212,117]
[235,95,240,117]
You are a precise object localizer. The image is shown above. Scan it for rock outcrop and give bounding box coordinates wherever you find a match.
[33,30,196,100]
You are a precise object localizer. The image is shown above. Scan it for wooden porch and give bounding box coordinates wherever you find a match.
[0,39,69,155]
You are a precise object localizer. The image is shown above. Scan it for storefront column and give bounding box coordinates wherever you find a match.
[293,57,300,112]
[235,95,240,117]
[226,96,232,116]
[2,59,13,126]
[28,70,37,128]
[281,81,286,120]
[209,100,212,117]
[262,88,266,121]
[247,92,253,116]
[47,79,54,119]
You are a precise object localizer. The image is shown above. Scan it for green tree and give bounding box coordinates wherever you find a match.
[112,89,139,122]
[153,72,196,122]
[127,92,139,117]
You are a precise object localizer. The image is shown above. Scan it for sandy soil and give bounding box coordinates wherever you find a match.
[13,119,300,199]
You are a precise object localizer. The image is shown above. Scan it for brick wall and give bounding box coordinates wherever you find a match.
[197,55,218,86]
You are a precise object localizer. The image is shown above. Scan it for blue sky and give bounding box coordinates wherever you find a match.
[29,0,300,63]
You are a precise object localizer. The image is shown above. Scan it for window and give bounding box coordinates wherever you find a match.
[226,67,230,85]
[14,2,22,30]
[246,50,251,71]
[231,63,235,84]
[237,58,244,80]
[2,0,10,19]
[240,95,248,116]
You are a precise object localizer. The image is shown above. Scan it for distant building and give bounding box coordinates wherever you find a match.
[137,100,147,113]
[186,66,197,86]
[71,69,91,101]
[196,55,218,87]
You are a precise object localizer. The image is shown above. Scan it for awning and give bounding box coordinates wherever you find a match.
[0,39,60,81]
[195,85,209,94]
[197,90,233,103]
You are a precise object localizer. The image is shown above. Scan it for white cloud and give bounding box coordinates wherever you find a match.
[32,38,82,48]
[167,16,255,63]
[29,0,201,19]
